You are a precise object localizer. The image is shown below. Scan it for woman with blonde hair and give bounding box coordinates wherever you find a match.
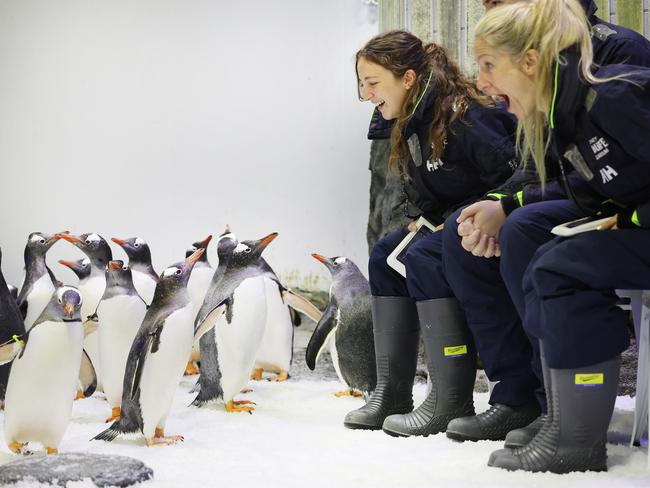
[344,30,524,437]
[469,0,650,473]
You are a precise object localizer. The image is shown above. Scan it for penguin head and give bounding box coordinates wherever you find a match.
[230,233,278,267]
[158,248,205,289]
[312,254,360,277]
[53,285,83,321]
[185,235,212,262]
[111,236,152,265]
[25,232,62,257]
[105,260,134,287]
[58,257,92,281]
[216,229,238,260]
[58,233,112,268]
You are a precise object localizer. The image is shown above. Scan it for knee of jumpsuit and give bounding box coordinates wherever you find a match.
[402,230,453,301]
[528,234,631,369]
[442,208,539,407]
[500,201,583,319]
[368,229,410,297]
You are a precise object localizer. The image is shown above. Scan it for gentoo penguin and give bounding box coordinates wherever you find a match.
[184,235,213,375]
[96,260,147,422]
[94,249,205,446]
[4,286,85,455]
[192,233,278,412]
[16,232,62,331]
[306,254,376,398]
[0,247,26,406]
[57,232,112,390]
[111,237,158,305]
[58,258,92,286]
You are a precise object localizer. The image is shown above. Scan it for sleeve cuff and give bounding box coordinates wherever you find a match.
[500,195,521,216]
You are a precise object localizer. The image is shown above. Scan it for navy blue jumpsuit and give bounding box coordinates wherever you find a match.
[367,76,517,301]
[440,4,650,409]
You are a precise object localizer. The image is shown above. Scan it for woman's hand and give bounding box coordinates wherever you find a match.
[457,200,507,238]
[461,228,501,258]
[597,215,618,231]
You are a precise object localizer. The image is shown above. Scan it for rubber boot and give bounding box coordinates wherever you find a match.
[343,296,419,430]
[382,298,476,437]
[488,354,621,473]
[504,342,550,448]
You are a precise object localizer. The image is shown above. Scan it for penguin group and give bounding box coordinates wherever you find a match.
[0,226,330,453]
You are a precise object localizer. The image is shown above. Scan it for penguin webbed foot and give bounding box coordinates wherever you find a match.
[8,442,32,456]
[105,407,121,423]
[334,389,363,398]
[226,400,255,414]
[250,368,264,381]
[46,447,58,455]
[269,370,289,382]
[148,428,184,446]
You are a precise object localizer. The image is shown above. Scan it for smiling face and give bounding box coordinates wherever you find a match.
[357,56,411,120]
[475,36,537,120]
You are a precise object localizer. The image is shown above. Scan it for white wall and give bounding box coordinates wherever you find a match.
[0,0,378,289]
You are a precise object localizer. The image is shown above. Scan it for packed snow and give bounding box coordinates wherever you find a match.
[0,330,647,488]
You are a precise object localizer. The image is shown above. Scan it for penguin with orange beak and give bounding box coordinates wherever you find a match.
[192,232,278,412]
[58,258,92,287]
[57,233,112,390]
[184,234,214,375]
[306,254,376,398]
[94,249,206,446]
[96,260,147,422]
[17,232,63,331]
[111,237,158,305]
[4,286,85,455]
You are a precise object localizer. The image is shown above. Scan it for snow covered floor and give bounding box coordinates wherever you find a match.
[0,378,647,488]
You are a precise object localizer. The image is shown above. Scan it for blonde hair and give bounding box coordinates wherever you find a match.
[356,31,493,177]
[474,0,597,185]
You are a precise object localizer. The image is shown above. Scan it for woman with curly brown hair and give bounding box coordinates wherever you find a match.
[342,30,538,439]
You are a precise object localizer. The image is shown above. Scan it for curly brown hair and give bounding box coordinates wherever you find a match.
[356,30,493,177]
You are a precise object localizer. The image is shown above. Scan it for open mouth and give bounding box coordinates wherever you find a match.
[375,100,385,111]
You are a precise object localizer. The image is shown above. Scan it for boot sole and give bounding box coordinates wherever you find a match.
[446,430,504,442]
[382,427,415,438]
[344,422,382,431]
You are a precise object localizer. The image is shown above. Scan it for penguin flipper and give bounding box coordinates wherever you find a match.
[282,289,323,323]
[193,304,225,347]
[0,340,23,366]
[305,299,338,371]
[78,349,97,397]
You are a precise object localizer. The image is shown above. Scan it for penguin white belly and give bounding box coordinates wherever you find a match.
[215,277,267,402]
[254,278,293,372]
[139,304,194,439]
[79,276,106,388]
[4,321,84,449]
[187,267,213,361]
[132,270,156,306]
[329,326,346,386]
[97,295,147,408]
[23,275,55,331]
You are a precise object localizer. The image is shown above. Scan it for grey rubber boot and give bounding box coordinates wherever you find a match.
[382,298,476,437]
[504,342,551,448]
[488,354,621,473]
[343,296,419,430]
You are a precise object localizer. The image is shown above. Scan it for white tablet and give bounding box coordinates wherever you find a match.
[386,217,441,277]
[551,215,614,237]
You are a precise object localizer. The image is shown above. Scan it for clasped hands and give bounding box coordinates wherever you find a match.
[456,200,506,259]
[455,200,620,259]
